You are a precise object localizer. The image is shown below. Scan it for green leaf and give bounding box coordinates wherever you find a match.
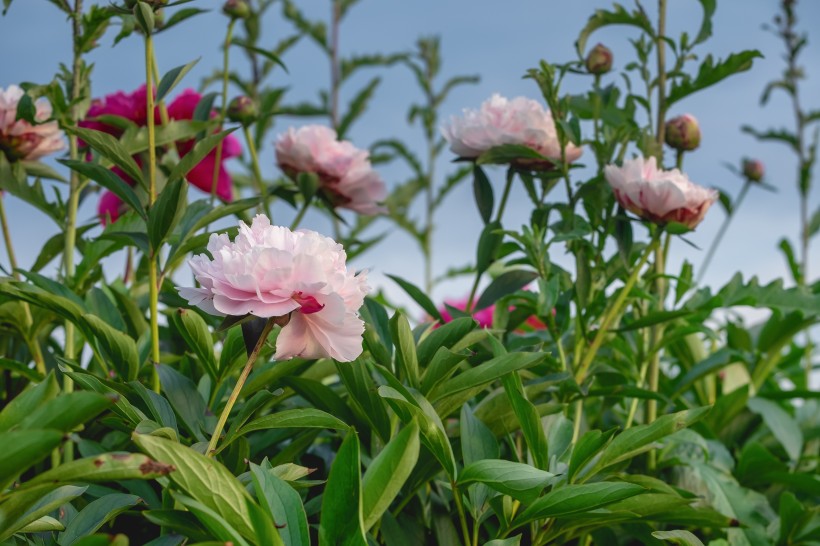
[64,126,144,187]
[133,1,154,34]
[476,221,503,275]
[501,373,549,470]
[417,317,475,368]
[83,314,140,381]
[568,428,616,482]
[148,177,188,250]
[475,270,538,311]
[512,482,646,528]
[18,391,114,432]
[0,485,87,541]
[747,397,803,462]
[472,164,494,224]
[652,530,706,546]
[60,160,146,220]
[24,452,174,488]
[693,0,717,45]
[575,3,653,56]
[250,463,307,546]
[157,364,207,442]
[236,409,349,438]
[318,430,367,546]
[362,421,420,530]
[0,430,64,490]
[476,144,550,167]
[0,372,59,432]
[338,77,380,138]
[172,309,217,379]
[156,58,200,102]
[132,433,257,540]
[668,50,763,106]
[167,128,238,186]
[389,311,420,388]
[459,460,553,504]
[386,274,443,322]
[58,493,141,546]
[431,352,546,401]
[0,357,43,382]
[230,39,288,72]
[17,516,64,533]
[171,492,251,546]
[596,407,711,470]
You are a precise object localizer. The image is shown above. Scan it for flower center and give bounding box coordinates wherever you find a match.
[292,292,324,314]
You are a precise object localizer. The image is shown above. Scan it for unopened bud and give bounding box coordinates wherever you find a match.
[223,0,251,19]
[742,158,765,182]
[665,114,701,151]
[585,43,613,75]
[227,96,257,125]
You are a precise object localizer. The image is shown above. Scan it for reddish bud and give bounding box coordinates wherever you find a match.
[223,0,251,19]
[742,158,765,182]
[665,114,701,151]
[585,43,613,75]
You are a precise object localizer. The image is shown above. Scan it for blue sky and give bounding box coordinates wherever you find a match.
[2,0,820,312]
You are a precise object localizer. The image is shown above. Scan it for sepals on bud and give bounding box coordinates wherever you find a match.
[585,43,613,75]
[223,0,251,19]
[742,158,765,182]
[665,114,701,151]
[227,96,257,125]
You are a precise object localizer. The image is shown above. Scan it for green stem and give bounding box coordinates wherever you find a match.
[574,234,661,384]
[207,317,276,456]
[570,398,584,444]
[289,200,310,231]
[465,269,481,313]
[145,33,161,393]
[242,125,269,217]
[423,128,436,294]
[451,481,472,546]
[655,0,668,153]
[646,232,669,470]
[0,197,45,374]
[494,169,515,224]
[697,181,751,284]
[211,19,236,204]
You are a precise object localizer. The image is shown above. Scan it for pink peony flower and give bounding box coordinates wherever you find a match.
[604,156,718,229]
[179,214,370,362]
[440,298,495,328]
[441,94,582,167]
[0,85,65,162]
[83,85,242,222]
[275,125,387,215]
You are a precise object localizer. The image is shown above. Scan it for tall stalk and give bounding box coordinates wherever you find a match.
[145,31,161,392]
[329,0,341,131]
[210,19,236,203]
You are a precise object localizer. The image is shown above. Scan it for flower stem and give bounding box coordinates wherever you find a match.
[290,200,310,231]
[145,32,161,393]
[654,0,668,152]
[210,19,236,204]
[207,317,276,457]
[574,233,661,385]
[242,125,269,217]
[0,197,45,374]
[646,233,669,471]
[697,181,751,284]
[451,481,472,546]
[494,168,515,224]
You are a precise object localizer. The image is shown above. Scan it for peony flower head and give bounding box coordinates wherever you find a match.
[179,215,370,362]
[0,85,65,162]
[441,93,582,168]
[275,125,387,215]
[604,156,718,229]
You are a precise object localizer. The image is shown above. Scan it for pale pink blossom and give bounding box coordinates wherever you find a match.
[179,215,369,362]
[441,94,582,167]
[604,156,718,229]
[275,125,387,215]
[0,85,65,161]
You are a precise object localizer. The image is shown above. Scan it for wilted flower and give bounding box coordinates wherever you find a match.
[179,215,369,362]
[441,94,582,168]
[665,114,701,151]
[275,125,387,215]
[227,95,257,126]
[585,43,613,75]
[742,158,765,182]
[0,85,65,162]
[604,156,718,229]
[83,85,241,222]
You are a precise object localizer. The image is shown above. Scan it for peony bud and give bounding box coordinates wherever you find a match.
[223,0,251,19]
[585,43,613,75]
[665,114,701,151]
[227,96,257,125]
[742,158,765,182]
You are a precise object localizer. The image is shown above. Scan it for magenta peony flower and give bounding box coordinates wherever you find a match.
[179,215,370,362]
[441,94,582,167]
[604,156,718,229]
[83,85,242,222]
[0,85,65,162]
[439,298,495,328]
[275,125,387,215]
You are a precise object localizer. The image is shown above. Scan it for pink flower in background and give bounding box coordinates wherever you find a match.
[604,156,718,229]
[179,215,370,362]
[440,298,495,328]
[83,85,241,223]
[441,93,582,167]
[275,125,387,215]
[0,85,65,161]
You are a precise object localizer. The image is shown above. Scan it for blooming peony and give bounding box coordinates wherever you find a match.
[441,93,582,167]
[438,296,547,330]
[275,125,387,215]
[0,85,65,162]
[179,215,370,362]
[604,156,718,229]
[83,85,241,222]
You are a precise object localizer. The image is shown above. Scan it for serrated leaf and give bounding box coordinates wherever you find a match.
[668,50,763,106]
[575,3,653,56]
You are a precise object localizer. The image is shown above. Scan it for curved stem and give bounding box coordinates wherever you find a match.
[145,33,161,393]
[0,198,45,374]
[207,317,276,456]
[242,125,269,217]
[211,19,236,203]
[697,181,751,284]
